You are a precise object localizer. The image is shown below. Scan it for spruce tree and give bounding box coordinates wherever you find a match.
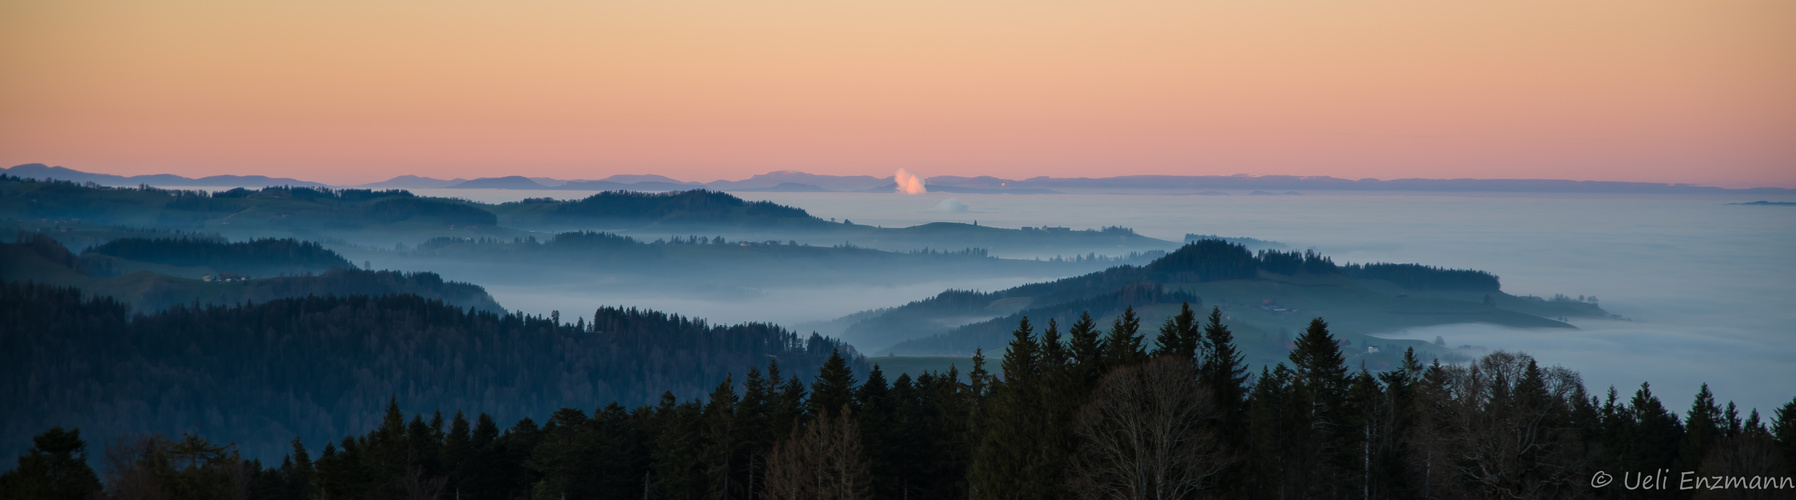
[1290,318,1349,397]
[445,410,474,496]
[971,316,1055,499]
[1199,307,1249,426]
[285,437,315,500]
[651,398,705,498]
[1198,306,1251,495]
[766,360,808,440]
[1038,318,1067,377]
[1066,311,1104,379]
[1288,317,1351,495]
[1101,306,1146,367]
[473,412,500,449]
[1247,365,1306,494]
[810,348,859,419]
[1723,401,1742,438]
[1676,383,1723,473]
[736,366,772,499]
[858,365,901,499]
[1624,382,1684,490]
[1152,302,1202,359]
[700,375,738,499]
[1773,396,1796,473]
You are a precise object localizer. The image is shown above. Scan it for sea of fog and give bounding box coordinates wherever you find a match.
[416,188,1796,416]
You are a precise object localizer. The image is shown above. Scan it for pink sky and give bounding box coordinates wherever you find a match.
[2,0,1792,187]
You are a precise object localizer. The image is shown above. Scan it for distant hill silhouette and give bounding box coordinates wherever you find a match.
[2,163,324,188]
[10,163,1793,194]
[839,239,1603,355]
[1,234,503,313]
[448,176,548,189]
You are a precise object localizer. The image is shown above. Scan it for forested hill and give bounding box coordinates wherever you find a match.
[4,176,1174,256]
[0,176,826,240]
[85,237,354,277]
[489,190,827,230]
[0,282,865,462]
[0,176,494,233]
[842,239,1604,354]
[1,234,503,312]
[7,312,1791,499]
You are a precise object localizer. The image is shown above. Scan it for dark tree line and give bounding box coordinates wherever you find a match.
[1336,263,1499,292]
[8,298,1794,499]
[0,175,493,231]
[4,236,503,313]
[84,237,355,276]
[361,198,497,227]
[853,239,1508,346]
[0,282,859,464]
[496,190,823,229]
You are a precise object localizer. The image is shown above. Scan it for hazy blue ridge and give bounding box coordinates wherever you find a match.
[12,163,1795,194]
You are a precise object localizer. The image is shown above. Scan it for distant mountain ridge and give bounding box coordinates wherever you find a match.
[3,163,325,188]
[9,163,1793,195]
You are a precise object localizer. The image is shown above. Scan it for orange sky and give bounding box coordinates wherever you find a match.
[2,0,1792,187]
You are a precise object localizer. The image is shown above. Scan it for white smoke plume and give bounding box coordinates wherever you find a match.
[895,169,927,195]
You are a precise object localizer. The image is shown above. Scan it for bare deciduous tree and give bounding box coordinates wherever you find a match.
[1428,351,1589,498]
[399,465,449,500]
[1072,357,1233,500]
[104,435,169,500]
[1697,431,1792,500]
[762,409,872,500]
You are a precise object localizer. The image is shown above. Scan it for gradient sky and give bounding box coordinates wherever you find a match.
[2,0,1791,187]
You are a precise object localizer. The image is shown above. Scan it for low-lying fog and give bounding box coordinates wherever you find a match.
[422,188,1796,415]
[481,276,1057,331]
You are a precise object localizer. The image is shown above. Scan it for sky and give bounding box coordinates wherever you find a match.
[2,0,1792,187]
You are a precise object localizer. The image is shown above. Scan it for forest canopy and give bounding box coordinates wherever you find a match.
[0,281,862,462]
